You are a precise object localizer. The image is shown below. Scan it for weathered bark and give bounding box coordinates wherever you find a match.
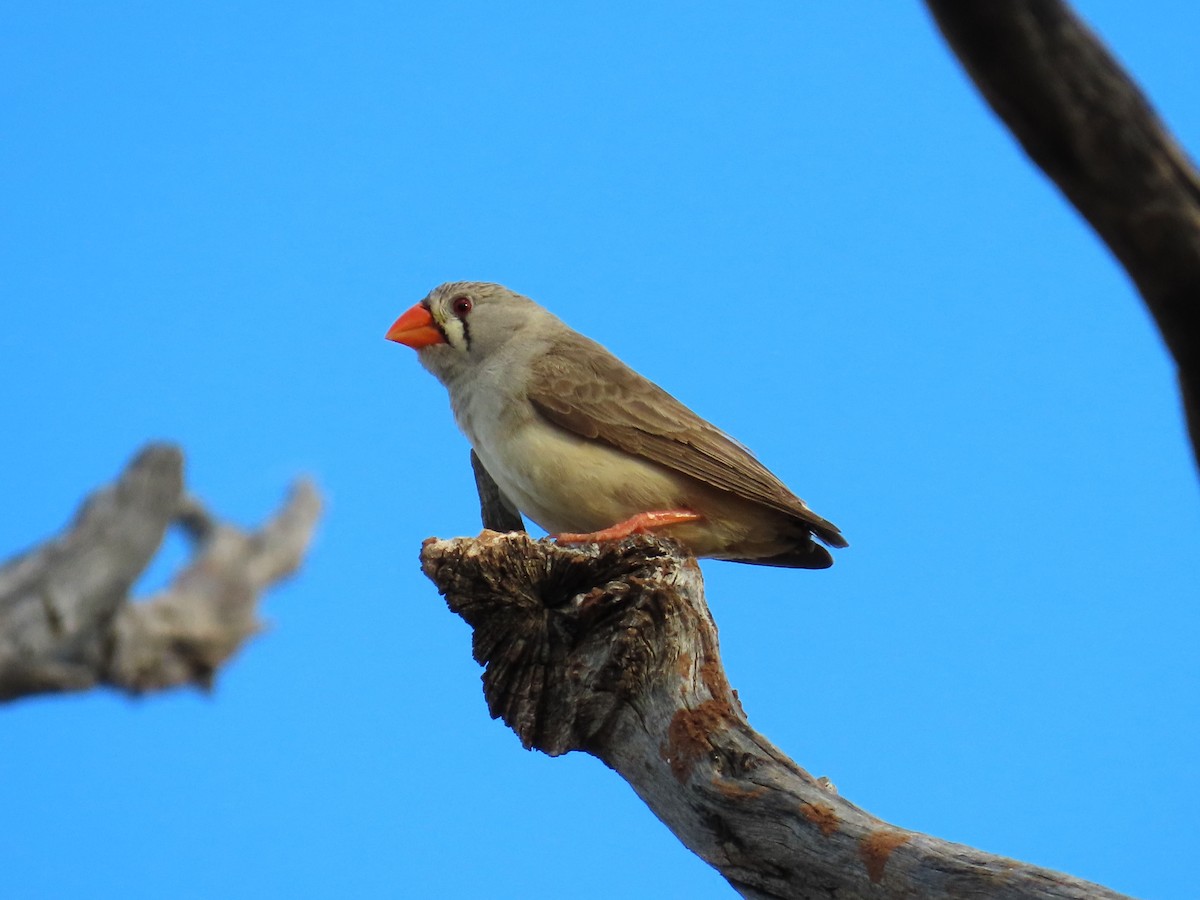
[0,443,321,702]
[421,531,1127,900]
[925,0,1200,469]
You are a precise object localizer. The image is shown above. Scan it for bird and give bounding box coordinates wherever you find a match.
[385,281,847,568]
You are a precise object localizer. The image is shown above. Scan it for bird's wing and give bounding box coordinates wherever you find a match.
[527,336,847,548]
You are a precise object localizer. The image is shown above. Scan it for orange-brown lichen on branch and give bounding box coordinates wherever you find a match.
[859,829,913,884]
[799,800,840,837]
[663,699,736,782]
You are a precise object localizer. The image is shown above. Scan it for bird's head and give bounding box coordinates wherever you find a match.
[385,281,544,384]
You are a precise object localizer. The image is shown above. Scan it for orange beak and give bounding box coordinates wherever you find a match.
[385,302,446,349]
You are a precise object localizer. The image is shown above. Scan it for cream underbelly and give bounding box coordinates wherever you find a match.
[473,417,689,535]
[467,415,802,561]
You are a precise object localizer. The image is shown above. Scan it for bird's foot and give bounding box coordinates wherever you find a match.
[554,510,703,544]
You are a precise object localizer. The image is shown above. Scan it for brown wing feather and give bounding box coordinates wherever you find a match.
[527,336,847,548]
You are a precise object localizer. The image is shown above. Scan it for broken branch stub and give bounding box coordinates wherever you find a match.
[419,532,1127,900]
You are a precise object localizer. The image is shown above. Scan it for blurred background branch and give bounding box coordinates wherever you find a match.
[0,444,321,702]
[926,0,1200,470]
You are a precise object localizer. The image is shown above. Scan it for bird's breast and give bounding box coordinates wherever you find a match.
[447,380,813,561]
[453,385,688,534]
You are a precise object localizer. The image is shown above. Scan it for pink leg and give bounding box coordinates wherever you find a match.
[554,509,704,544]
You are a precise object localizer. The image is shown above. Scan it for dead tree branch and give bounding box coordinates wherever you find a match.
[470,449,526,533]
[421,531,1127,900]
[0,443,321,702]
[925,0,1200,469]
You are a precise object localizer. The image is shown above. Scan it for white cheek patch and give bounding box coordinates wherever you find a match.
[442,316,468,351]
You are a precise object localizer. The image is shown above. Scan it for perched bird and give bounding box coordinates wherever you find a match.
[386,282,847,568]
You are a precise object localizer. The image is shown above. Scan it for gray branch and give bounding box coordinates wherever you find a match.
[925,0,1200,469]
[0,443,321,702]
[421,532,1127,900]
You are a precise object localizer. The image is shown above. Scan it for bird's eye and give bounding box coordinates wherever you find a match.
[451,296,473,317]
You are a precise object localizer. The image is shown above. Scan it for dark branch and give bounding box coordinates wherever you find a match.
[470,449,526,533]
[925,0,1200,468]
[0,444,321,702]
[421,532,1128,899]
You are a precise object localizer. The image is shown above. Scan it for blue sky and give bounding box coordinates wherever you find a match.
[2,2,1197,898]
